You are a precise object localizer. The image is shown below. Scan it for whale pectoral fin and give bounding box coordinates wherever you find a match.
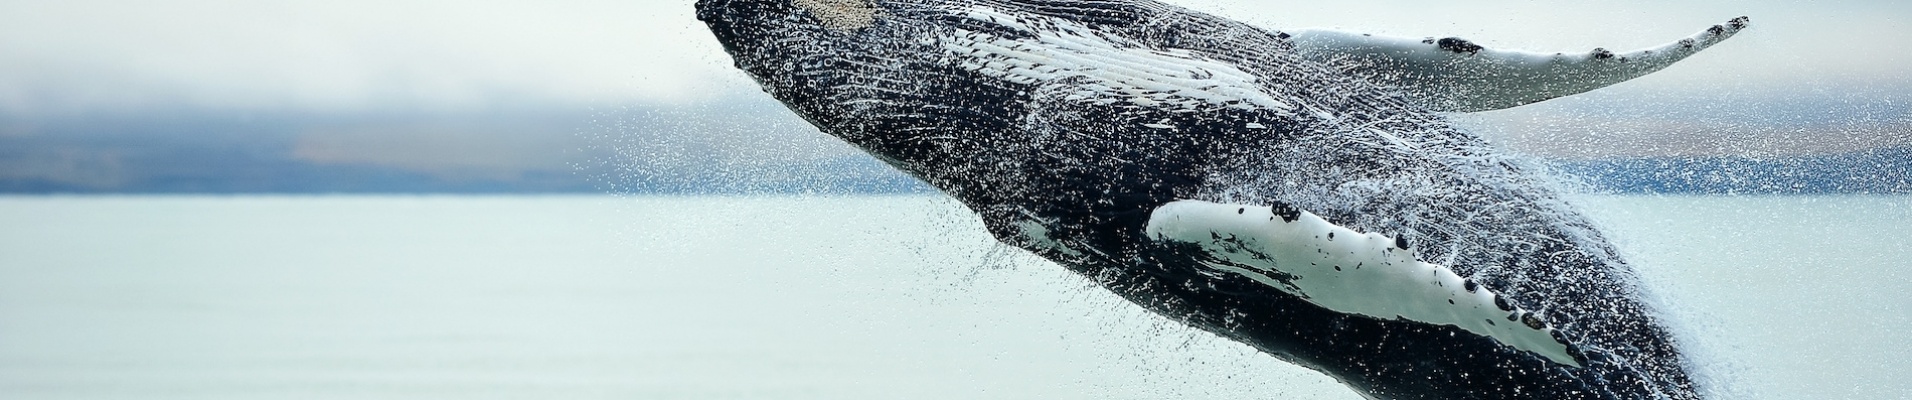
[1284,16,1749,112]
[1145,200,1583,367]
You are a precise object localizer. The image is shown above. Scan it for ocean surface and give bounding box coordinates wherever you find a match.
[1,195,1906,399]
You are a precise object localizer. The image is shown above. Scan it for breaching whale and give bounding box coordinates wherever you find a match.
[695,0,1747,398]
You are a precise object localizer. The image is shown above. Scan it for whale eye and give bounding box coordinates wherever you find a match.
[792,0,878,30]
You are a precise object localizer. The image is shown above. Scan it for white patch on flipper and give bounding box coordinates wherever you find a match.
[1145,200,1581,366]
[942,7,1294,114]
[1287,17,1751,112]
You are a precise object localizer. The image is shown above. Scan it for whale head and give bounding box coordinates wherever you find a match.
[695,0,1294,208]
[696,0,1018,168]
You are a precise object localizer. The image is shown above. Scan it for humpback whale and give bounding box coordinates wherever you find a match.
[695,0,1747,398]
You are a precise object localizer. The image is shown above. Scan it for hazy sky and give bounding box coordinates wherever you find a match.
[0,0,733,115]
[3,0,1908,116]
[0,0,1907,192]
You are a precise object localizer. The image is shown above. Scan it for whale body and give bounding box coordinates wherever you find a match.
[695,0,1747,398]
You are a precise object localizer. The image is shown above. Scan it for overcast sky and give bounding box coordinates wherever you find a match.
[2,0,1908,116]
[0,0,1906,192]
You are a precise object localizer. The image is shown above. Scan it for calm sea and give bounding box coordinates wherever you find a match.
[1,195,1906,399]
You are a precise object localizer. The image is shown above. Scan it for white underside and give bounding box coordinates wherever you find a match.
[940,7,1294,118]
[1146,200,1579,366]
[1287,17,1749,112]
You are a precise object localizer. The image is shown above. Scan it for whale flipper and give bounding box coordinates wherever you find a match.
[1146,200,1581,366]
[1285,17,1749,112]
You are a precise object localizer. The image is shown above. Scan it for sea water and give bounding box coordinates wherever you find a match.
[0,195,1906,399]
